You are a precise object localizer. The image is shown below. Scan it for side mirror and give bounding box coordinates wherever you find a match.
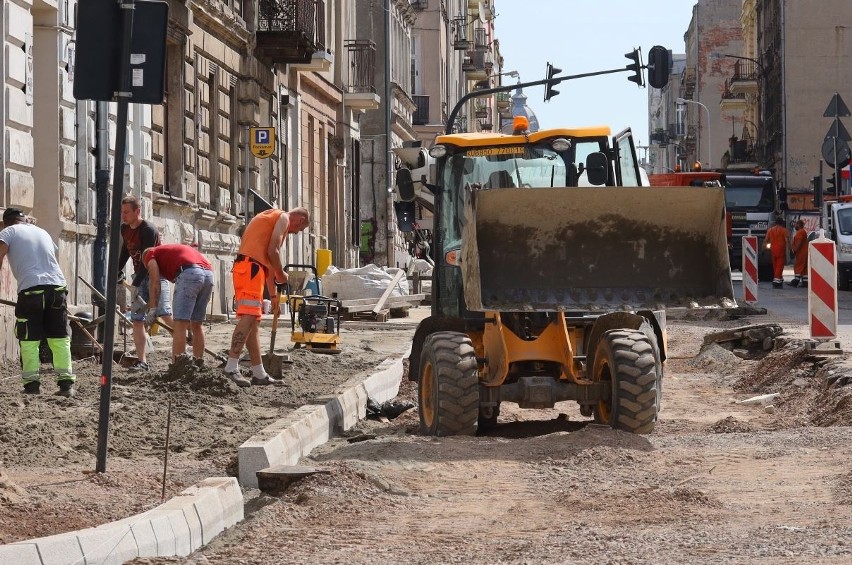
[586,152,609,186]
[395,168,416,202]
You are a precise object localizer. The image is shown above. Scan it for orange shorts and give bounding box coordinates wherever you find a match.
[232,257,266,318]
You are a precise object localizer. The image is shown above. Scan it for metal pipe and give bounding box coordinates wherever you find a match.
[676,97,712,168]
[384,0,393,267]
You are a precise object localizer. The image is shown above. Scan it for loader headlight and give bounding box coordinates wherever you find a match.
[429,145,448,159]
[765,242,771,249]
[839,243,852,254]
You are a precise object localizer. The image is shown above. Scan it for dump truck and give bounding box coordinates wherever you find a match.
[395,49,733,436]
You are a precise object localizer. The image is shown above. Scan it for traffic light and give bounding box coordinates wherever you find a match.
[544,62,562,102]
[625,48,644,87]
[826,173,837,197]
[812,175,823,208]
[646,45,672,89]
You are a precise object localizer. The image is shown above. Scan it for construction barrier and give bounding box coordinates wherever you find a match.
[808,231,838,340]
[742,235,759,305]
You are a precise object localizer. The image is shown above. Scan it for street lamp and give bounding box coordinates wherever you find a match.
[676,97,712,168]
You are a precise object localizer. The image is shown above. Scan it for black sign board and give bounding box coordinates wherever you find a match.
[73,0,169,103]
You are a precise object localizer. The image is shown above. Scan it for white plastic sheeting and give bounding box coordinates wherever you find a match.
[321,264,410,301]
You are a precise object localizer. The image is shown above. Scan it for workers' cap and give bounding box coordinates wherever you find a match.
[3,208,25,222]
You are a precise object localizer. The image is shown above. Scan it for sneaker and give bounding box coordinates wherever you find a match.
[23,381,40,395]
[772,282,783,289]
[56,380,76,398]
[251,374,283,386]
[225,370,252,388]
[129,361,150,372]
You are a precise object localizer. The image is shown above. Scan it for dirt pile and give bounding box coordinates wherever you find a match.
[707,415,756,434]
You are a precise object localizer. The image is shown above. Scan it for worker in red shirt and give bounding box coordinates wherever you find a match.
[764,216,789,289]
[790,219,809,288]
[141,244,214,362]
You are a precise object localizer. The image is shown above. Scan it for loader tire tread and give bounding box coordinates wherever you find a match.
[419,332,479,436]
[599,330,660,434]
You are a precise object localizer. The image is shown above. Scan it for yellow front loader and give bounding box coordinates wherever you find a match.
[394,49,733,435]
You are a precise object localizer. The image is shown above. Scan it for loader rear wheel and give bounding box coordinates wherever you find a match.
[591,329,659,434]
[418,331,479,436]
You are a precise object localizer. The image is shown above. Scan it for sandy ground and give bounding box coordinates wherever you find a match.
[152,316,852,565]
[0,312,416,544]
[4,309,852,564]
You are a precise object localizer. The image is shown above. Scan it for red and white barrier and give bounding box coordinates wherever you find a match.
[808,231,838,340]
[742,235,759,305]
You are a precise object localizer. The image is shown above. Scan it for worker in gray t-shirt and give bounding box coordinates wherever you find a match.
[0,208,76,397]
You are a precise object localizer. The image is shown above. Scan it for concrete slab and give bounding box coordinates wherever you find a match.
[76,523,139,565]
[129,518,159,558]
[147,513,177,556]
[0,543,41,565]
[29,531,85,565]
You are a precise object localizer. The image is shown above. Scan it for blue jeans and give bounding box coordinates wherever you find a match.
[131,275,173,322]
[173,266,214,322]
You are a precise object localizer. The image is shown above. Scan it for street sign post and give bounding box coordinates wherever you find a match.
[73,0,169,473]
[822,93,851,196]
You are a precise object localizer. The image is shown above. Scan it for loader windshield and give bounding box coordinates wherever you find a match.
[440,143,568,250]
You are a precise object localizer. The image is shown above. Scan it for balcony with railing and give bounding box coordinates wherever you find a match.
[729,59,758,95]
[720,79,746,111]
[257,0,325,65]
[413,95,429,125]
[344,39,380,110]
[453,16,471,50]
[463,50,489,80]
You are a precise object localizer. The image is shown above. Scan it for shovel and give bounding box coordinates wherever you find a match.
[269,288,281,354]
[262,289,291,378]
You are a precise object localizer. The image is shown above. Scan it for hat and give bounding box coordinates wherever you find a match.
[3,208,25,222]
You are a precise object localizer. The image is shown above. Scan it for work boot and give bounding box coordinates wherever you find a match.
[56,380,76,398]
[251,374,284,386]
[23,381,40,395]
[789,278,800,288]
[225,370,252,388]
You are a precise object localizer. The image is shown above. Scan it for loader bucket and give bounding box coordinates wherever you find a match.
[460,186,734,311]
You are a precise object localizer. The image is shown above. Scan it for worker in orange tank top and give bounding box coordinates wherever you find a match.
[223,207,310,387]
[764,216,789,289]
[789,219,809,288]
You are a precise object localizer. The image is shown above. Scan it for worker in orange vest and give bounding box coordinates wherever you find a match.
[790,219,808,288]
[765,216,789,288]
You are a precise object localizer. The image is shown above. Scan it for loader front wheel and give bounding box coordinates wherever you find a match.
[591,329,659,434]
[418,332,479,436]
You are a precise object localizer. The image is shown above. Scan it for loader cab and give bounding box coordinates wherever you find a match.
[419,126,642,316]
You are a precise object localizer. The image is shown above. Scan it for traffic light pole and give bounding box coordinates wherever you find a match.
[445,66,630,136]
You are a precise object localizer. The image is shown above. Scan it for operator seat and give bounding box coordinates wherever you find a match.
[487,170,515,189]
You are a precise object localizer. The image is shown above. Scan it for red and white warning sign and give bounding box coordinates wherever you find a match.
[742,235,759,305]
[808,231,838,339]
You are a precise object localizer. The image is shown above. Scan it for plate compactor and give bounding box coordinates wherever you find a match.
[285,264,342,354]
